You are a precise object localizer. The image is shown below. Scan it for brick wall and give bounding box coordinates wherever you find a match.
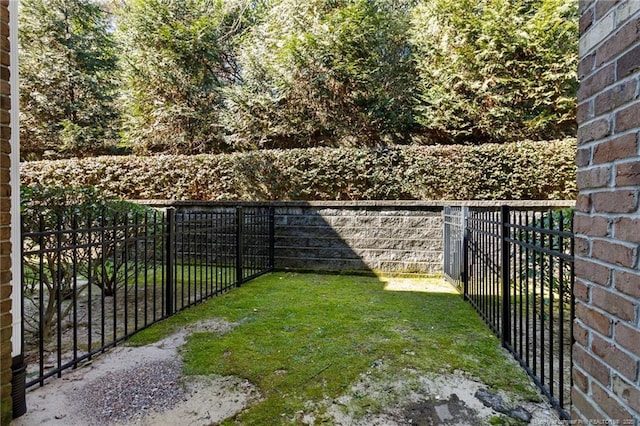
[0,0,10,422]
[575,0,640,422]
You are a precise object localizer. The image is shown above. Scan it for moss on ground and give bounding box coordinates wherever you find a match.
[128,272,540,424]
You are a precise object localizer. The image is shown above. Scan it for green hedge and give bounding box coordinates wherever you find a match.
[21,139,577,201]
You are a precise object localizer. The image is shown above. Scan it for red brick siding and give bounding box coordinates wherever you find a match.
[576,0,640,422]
[0,0,9,421]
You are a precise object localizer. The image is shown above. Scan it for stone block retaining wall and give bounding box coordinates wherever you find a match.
[273,202,443,275]
[158,200,574,277]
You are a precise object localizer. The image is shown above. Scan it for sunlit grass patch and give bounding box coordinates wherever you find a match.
[128,272,540,424]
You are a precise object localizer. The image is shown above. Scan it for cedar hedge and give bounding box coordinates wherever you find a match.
[21,139,577,201]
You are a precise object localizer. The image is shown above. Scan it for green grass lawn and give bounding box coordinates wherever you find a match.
[128,272,540,424]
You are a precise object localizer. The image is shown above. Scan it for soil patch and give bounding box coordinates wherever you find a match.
[12,316,560,426]
[12,318,258,426]
[305,361,560,425]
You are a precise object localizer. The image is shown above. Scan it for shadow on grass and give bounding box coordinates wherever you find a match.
[128,271,540,425]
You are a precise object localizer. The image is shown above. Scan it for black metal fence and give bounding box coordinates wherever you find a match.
[443,205,574,419]
[443,206,466,287]
[21,206,274,388]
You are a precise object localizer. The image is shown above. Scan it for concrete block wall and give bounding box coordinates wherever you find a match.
[273,202,443,275]
[167,201,445,275]
[0,0,10,422]
[575,0,640,422]
[159,200,575,277]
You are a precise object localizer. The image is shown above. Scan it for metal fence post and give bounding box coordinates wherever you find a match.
[501,204,511,348]
[236,206,244,287]
[462,206,469,300]
[268,206,275,270]
[443,206,450,279]
[12,213,27,417]
[165,207,175,316]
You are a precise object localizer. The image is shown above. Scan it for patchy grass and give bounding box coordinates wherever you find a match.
[128,272,540,424]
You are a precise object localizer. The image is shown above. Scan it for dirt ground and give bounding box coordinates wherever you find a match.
[11,293,562,425]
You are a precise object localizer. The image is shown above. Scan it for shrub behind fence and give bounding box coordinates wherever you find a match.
[21,205,274,388]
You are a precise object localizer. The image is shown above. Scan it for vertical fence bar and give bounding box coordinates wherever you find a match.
[524,211,531,368]
[212,212,217,293]
[443,206,451,279]
[100,210,106,349]
[199,213,204,302]
[569,212,575,412]
[180,212,185,311]
[71,213,79,368]
[204,213,210,298]
[112,212,118,344]
[165,208,175,316]
[540,225,546,388]
[236,207,244,287]
[134,213,139,331]
[517,211,524,358]
[154,210,160,322]
[123,213,129,338]
[558,210,565,407]
[143,212,148,327]
[216,212,221,292]
[269,206,275,270]
[37,215,44,386]
[184,212,189,306]
[462,206,469,298]
[86,213,93,359]
[547,211,554,399]
[55,213,63,377]
[501,205,511,348]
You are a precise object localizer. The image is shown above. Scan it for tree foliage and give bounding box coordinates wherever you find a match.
[116,0,254,154]
[224,0,418,149]
[410,0,578,143]
[19,0,120,159]
[18,0,578,156]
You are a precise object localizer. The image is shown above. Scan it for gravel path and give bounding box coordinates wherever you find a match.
[11,319,258,426]
[78,360,186,424]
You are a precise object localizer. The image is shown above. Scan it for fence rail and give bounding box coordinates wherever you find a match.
[21,206,274,388]
[443,205,574,419]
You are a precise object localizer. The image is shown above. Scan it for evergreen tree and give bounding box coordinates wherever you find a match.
[19,0,120,159]
[225,0,418,149]
[117,0,252,154]
[410,0,578,143]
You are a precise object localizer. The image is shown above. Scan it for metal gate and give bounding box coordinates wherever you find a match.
[443,206,466,290]
[443,205,574,420]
